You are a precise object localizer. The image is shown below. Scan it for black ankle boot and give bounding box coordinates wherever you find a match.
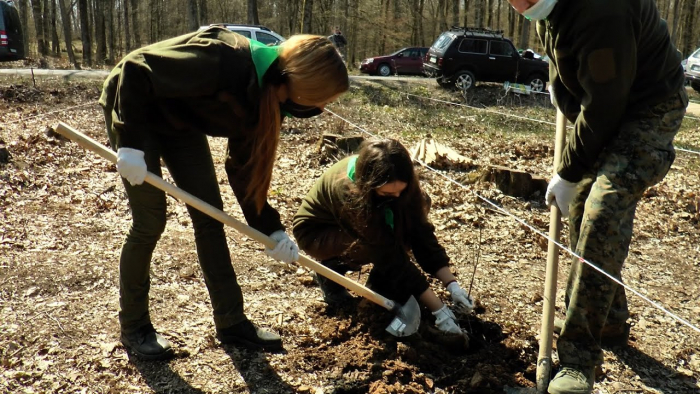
[217,319,283,351]
[121,323,174,360]
[315,258,354,305]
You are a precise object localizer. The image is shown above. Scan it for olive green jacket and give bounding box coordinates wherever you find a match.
[292,156,450,276]
[99,27,284,235]
[538,0,685,182]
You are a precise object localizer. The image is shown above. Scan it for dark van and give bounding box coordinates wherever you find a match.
[0,0,24,61]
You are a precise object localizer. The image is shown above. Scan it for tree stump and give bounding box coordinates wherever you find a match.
[316,134,365,159]
[481,165,548,198]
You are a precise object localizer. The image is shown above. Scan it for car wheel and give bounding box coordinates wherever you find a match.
[454,70,475,90]
[526,75,546,93]
[692,80,700,93]
[377,64,392,77]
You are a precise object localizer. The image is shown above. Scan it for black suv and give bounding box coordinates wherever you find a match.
[424,27,548,92]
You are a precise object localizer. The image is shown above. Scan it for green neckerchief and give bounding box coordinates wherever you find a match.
[250,39,281,88]
[346,156,394,230]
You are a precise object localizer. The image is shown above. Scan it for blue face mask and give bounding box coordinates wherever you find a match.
[522,0,558,21]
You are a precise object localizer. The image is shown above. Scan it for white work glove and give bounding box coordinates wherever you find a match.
[447,281,475,314]
[548,84,557,108]
[265,230,299,264]
[432,305,463,334]
[545,174,577,217]
[116,147,147,186]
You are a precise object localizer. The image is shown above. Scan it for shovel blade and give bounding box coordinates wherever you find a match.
[385,295,421,337]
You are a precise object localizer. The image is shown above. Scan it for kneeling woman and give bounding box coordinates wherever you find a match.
[293,139,475,334]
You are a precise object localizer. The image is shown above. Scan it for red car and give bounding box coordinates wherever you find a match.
[360,47,429,76]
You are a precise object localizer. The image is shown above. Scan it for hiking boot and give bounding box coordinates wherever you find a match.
[121,323,174,360]
[217,319,283,351]
[314,272,354,305]
[553,318,630,347]
[548,366,594,394]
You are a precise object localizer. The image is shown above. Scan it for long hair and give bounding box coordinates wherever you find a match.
[245,35,349,212]
[342,139,427,246]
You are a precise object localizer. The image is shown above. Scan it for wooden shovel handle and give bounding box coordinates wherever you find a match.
[54,122,396,311]
[536,110,567,393]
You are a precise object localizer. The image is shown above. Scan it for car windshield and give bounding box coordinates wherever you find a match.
[692,48,700,59]
[430,33,453,52]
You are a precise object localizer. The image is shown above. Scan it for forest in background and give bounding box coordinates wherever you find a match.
[8,0,700,70]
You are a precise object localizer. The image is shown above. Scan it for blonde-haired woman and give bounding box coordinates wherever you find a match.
[99,29,348,360]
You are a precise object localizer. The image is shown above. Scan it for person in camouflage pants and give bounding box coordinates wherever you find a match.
[559,90,687,371]
[505,0,688,392]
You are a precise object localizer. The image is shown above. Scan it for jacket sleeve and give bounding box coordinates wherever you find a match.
[409,218,450,276]
[225,137,284,236]
[114,42,224,150]
[557,17,636,182]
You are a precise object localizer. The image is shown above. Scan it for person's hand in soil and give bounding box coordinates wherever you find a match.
[447,281,475,314]
[432,305,463,334]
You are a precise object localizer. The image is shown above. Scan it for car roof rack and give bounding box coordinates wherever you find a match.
[208,23,271,32]
[450,26,504,38]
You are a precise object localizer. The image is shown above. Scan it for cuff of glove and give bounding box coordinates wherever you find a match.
[446,281,461,293]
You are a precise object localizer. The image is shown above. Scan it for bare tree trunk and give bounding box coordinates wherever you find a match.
[95,0,106,64]
[18,0,30,56]
[302,0,313,33]
[519,18,530,49]
[31,0,47,56]
[474,0,484,28]
[50,0,60,56]
[130,0,141,48]
[40,0,52,55]
[508,7,516,39]
[681,0,698,57]
[451,0,458,27]
[199,0,208,25]
[437,0,447,31]
[496,0,501,31]
[58,0,78,67]
[419,0,425,45]
[671,0,682,45]
[187,0,199,31]
[487,0,494,28]
[462,0,470,28]
[123,0,131,51]
[106,0,115,63]
[247,0,259,25]
[78,0,92,65]
[411,0,420,45]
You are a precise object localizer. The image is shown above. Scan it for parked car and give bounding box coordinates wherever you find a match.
[0,0,24,61]
[197,23,285,46]
[685,47,700,92]
[423,27,549,92]
[360,47,429,76]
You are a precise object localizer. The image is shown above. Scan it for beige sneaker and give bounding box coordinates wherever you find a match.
[548,366,594,394]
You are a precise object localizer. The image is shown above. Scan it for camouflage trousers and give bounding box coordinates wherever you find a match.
[557,87,688,368]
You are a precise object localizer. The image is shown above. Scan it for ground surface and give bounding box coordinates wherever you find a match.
[1,77,699,394]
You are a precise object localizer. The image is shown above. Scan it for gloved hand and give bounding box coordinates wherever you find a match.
[432,305,462,334]
[116,147,147,186]
[265,230,299,264]
[447,281,475,314]
[548,84,557,108]
[545,174,577,217]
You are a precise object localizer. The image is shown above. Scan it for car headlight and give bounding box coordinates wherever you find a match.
[363,58,374,64]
